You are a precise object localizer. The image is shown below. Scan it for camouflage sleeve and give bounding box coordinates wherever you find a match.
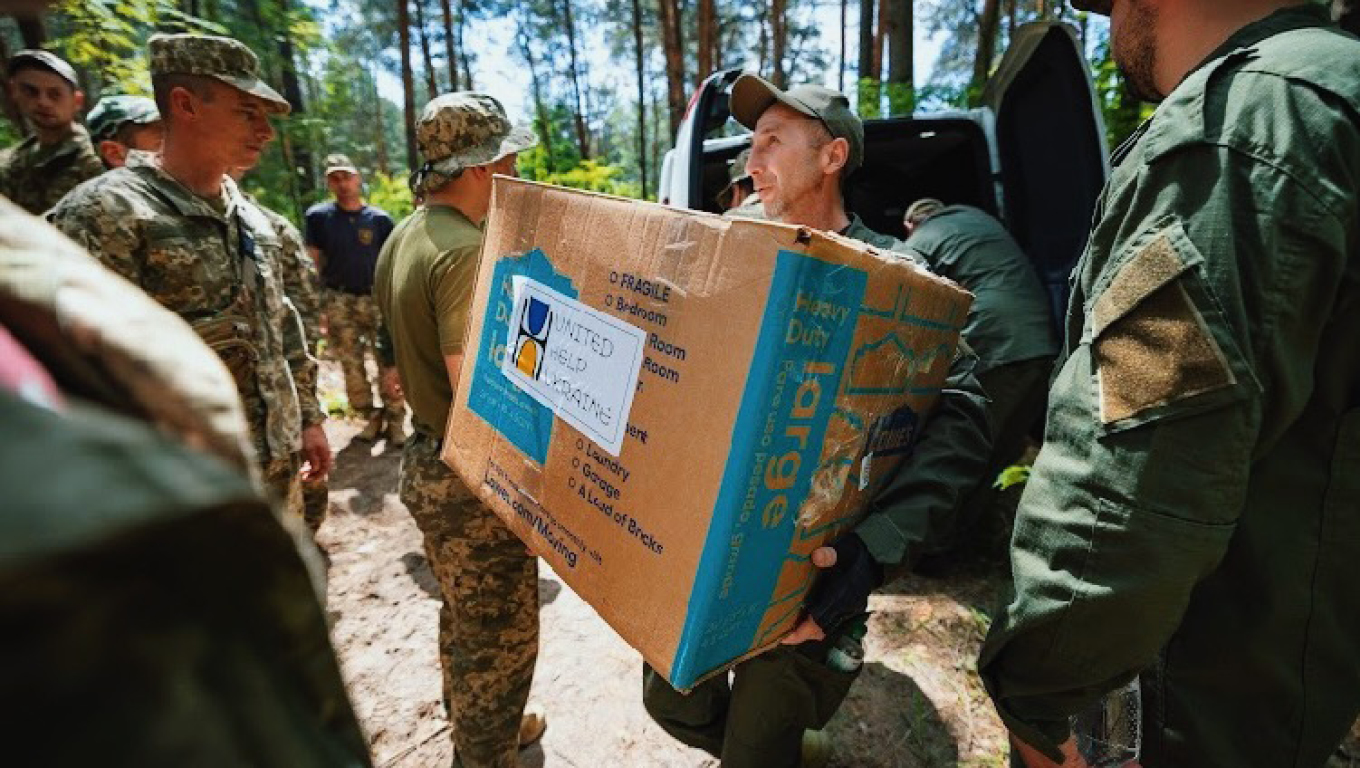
[281,292,324,427]
[49,184,145,285]
[272,215,322,346]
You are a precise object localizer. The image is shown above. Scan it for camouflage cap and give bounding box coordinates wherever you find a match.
[417,92,537,175]
[904,198,945,228]
[148,33,290,115]
[324,153,358,175]
[729,74,864,175]
[8,49,79,88]
[86,95,160,142]
[728,147,752,184]
[720,147,753,200]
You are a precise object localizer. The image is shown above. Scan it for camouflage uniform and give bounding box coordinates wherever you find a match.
[48,34,319,520]
[0,392,368,768]
[0,194,255,475]
[254,196,329,533]
[0,124,103,215]
[324,289,395,418]
[374,92,540,768]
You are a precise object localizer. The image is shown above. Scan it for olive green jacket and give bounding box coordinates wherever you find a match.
[0,392,369,767]
[838,214,994,568]
[906,205,1058,372]
[978,7,1360,766]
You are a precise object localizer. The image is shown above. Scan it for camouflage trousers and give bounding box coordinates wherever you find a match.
[324,290,404,419]
[261,453,303,522]
[398,432,539,768]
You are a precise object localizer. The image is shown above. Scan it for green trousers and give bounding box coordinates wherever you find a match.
[642,632,860,768]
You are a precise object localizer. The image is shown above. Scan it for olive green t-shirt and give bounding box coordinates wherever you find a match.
[372,204,482,437]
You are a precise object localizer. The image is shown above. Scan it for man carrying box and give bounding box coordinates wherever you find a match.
[642,76,993,768]
[372,92,545,768]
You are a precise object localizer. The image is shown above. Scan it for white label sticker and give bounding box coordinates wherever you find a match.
[502,276,647,457]
[859,454,873,491]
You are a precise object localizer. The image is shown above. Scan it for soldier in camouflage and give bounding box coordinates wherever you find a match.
[231,164,330,533]
[49,33,331,522]
[373,92,544,768]
[304,153,403,445]
[86,94,163,169]
[0,49,103,214]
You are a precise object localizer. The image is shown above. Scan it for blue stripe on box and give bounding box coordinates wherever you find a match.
[466,248,577,464]
[668,250,866,689]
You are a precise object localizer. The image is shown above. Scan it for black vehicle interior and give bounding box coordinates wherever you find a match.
[695,24,1104,324]
[698,117,998,242]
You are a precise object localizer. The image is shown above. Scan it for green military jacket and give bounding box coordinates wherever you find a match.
[48,162,323,468]
[978,7,1360,766]
[906,205,1058,372]
[0,392,369,767]
[0,125,103,215]
[834,214,994,569]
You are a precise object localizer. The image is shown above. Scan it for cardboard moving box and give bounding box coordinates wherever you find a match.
[445,177,971,689]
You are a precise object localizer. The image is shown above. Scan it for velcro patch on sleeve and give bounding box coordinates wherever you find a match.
[1093,233,1236,425]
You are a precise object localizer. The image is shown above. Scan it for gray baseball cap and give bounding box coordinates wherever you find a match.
[148,33,290,115]
[729,74,864,174]
[416,92,537,175]
[8,49,79,88]
[324,153,359,175]
[86,95,160,141]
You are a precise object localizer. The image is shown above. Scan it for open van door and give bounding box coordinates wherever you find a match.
[661,69,744,211]
[984,22,1109,321]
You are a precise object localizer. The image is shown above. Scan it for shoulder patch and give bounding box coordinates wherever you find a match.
[1093,230,1237,425]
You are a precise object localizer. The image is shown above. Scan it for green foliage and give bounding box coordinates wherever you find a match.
[367,171,414,220]
[518,149,640,198]
[993,464,1032,491]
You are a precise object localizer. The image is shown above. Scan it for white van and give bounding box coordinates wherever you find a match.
[658,22,1110,320]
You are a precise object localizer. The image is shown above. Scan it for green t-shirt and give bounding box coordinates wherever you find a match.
[373,205,482,437]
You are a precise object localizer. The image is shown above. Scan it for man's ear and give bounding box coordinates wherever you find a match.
[822,137,849,177]
[73,89,85,111]
[98,139,125,168]
[168,86,197,123]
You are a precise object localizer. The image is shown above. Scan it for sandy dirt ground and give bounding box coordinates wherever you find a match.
[316,362,1010,768]
[315,363,1357,768]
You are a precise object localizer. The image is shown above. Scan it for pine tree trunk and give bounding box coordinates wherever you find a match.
[769,0,787,88]
[838,0,847,92]
[371,69,390,174]
[559,0,591,159]
[440,0,459,90]
[696,0,715,87]
[973,0,1001,95]
[458,0,473,89]
[518,23,555,173]
[656,0,686,137]
[632,0,648,197]
[275,0,314,198]
[883,0,911,114]
[16,16,46,48]
[414,0,439,97]
[0,37,28,137]
[857,0,880,116]
[398,0,418,171]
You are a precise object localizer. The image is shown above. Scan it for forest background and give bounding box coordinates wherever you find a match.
[0,0,1159,224]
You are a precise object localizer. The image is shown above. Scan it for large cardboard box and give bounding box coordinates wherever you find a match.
[444,177,971,689]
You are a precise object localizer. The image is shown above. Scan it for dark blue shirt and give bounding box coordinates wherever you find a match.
[303,202,395,294]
